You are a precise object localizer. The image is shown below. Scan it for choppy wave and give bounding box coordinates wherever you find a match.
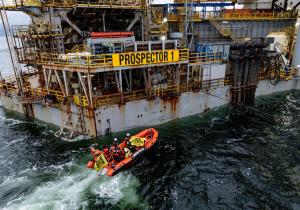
[3,161,141,210]
[0,92,300,209]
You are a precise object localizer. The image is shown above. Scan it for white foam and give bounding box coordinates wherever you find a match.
[6,118,24,127]
[3,164,141,210]
[6,137,25,146]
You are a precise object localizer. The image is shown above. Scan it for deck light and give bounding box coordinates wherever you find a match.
[160,35,166,41]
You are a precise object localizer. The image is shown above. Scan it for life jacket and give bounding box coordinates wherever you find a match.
[124,148,132,158]
[119,149,125,159]
[113,151,119,158]
[103,148,109,156]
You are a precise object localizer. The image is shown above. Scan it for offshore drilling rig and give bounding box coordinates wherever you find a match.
[0,0,299,140]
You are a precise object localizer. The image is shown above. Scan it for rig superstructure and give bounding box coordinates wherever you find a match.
[0,0,299,140]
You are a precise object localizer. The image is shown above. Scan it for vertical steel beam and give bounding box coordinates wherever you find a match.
[47,69,52,86]
[123,70,130,90]
[102,10,106,32]
[293,27,300,75]
[119,70,123,93]
[115,71,120,91]
[129,70,132,91]
[43,68,49,93]
[186,66,190,88]
[77,72,91,106]
[119,70,123,103]
[143,69,148,89]
[87,73,93,108]
[54,70,66,96]
[134,43,137,52]
[63,70,69,96]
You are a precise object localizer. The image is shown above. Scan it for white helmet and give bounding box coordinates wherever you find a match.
[114,138,117,142]
[126,133,131,137]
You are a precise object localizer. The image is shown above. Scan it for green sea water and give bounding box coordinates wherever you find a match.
[0,90,300,210]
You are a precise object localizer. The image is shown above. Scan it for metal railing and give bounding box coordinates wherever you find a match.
[12,24,63,38]
[189,52,224,64]
[1,67,38,83]
[258,68,297,81]
[92,78,233,108]
[15,48,39,64]
[166,10,297,22]
[216,11,297,20]
[15,48,226,68]
[39,49,190,68]
[73,95,89,107]
[40,53,113,68]
[0,0,143,9]
[69,45,92,53]
[22,86,64,102]
[6,75,289,109]
[0,82,18,93]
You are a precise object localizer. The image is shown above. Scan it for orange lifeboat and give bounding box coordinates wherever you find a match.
[87,128,159,176]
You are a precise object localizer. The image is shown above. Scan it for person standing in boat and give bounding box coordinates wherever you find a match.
[110,138,119,152]
[125,133,131,146]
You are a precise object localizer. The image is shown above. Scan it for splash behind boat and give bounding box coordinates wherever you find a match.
[87,128,159,176]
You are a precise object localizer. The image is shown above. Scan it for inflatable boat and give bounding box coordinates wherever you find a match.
[87,128,159,176]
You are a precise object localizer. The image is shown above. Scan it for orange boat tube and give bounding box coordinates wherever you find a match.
[87,128,159,176]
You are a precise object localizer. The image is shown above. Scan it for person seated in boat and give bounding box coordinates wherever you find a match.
[102,144,110,156]
[118,148,125,160]
[91,147,101,159]
[124,147,132,158]
[113,149,121,162]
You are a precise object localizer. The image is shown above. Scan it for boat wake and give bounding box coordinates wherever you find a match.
[3,161,142,210]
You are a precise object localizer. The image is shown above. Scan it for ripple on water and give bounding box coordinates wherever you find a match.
[0,91,300,209]
[3,162,144,210]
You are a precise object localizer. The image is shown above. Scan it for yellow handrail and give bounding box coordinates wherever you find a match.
[39,49,190,68]
[0,0,144,9]
[166,10,297,22]
[189,52,224,64]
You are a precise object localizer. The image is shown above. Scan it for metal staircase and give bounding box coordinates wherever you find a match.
[209,19,233,40]
[184,0,194,50]
[54,111,84,141]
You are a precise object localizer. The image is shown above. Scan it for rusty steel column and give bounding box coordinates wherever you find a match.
[54,70,66,96]
[77,72,91,106]
[87,73,93,108]
[43,68,49,93]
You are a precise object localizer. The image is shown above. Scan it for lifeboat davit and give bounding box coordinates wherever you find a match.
[87,128,159,176]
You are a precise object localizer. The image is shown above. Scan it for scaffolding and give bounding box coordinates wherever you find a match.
[0,0,298,138]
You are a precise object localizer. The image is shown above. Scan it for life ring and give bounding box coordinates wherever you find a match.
[44,94,57,104]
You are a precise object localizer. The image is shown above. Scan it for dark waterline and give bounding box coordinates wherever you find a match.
[0,90,300,210]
